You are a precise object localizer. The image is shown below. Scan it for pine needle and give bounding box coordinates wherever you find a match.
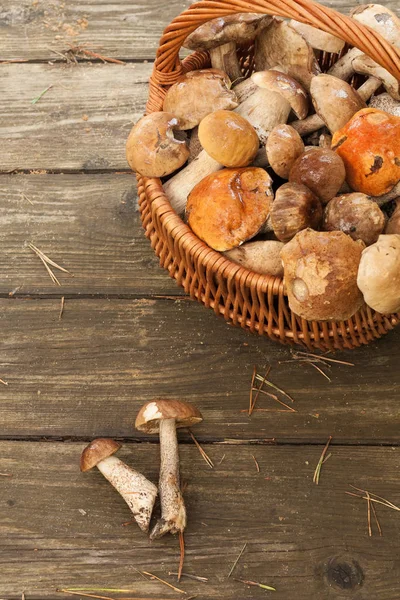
[249,365,257,414]
[58,591,113,600]
[252,455,260,473]
[31,84,53,104]
[307,361,332,382]
[178,531,185,582]
[366,490,372,537]
[188,430,214,468]
[141,571,187,594]
[28,243,72,286]
[227,543,247,578]
[169,572,208,583]
[21,192,34,205]
[346,486,400,511]
[61,589,138,593]
[371,500,383,536]
[313,436,333,485]
[0,472,12,477]
[235,578,276,591]
[294,351,355,367]
[255,374,295,403]
[59,296,65,320]
[0,378,8,386]
[250,366,271,414]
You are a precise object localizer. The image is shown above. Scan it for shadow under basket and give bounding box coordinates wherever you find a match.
[137,0,400,351]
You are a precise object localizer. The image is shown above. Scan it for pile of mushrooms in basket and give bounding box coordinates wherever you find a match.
[127,5,400,322]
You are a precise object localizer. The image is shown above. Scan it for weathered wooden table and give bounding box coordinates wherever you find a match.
[1,1,399,598]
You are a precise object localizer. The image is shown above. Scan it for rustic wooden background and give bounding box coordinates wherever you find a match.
[0,1,399,599]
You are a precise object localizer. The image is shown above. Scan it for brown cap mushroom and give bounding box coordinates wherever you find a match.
[281,229,365,321]
[183,14,272,82]
[198,110,259,167]
[289,20,345,54]
[224,240,285,276]
[135,399,203,540]
[310,74,366,133]
[271,183,322,242]
[255,19,321,90]
[386,199,400,233]
[163,69,238,130]
[80,438,158,532]
[351,4,400,48]
[352,54,400,100]
[266,124,305,179]
[357,234,400,314]
[332,108,400,197]
[323,193,385,245]
[251,70,309,120]
[126,112,190,178]
[289,148,346,204]
[186,167,273,252]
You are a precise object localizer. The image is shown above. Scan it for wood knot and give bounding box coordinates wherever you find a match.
[326,557,364,590]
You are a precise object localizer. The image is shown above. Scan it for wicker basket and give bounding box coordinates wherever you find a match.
[137,0,400,351]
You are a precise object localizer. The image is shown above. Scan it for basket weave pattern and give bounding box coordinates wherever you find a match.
[137,0,400,350]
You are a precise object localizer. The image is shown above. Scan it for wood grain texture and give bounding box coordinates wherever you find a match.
[0,442,399,599]
[0,63,150,171]
[0,298,399,442]
[0,174,182,296]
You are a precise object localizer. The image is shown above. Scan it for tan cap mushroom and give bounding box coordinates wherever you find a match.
[266,124,305,179]
[357,234,400,313]
[183,14,272,82]
[225,240,285,276]
[323,193,385,245]
[186,167,273,251]
[163,69,238,130]
[198,110,259,167]
[135,399,203,539]
[351,4,400,48]
[80,438,157,533]
[281,229,365,321]
[251,70,309,120]
[289,20,345,54]
[271,182,322,242]
[310,74,366,133]
[289,147,346,204]
[126,112,189,178]
[255,19,321,90]
[370,93,400,117]
[352,54,400,100]
[386,199,400,234]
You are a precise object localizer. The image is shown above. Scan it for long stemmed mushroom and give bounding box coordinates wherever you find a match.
[135,399,203,540]
[80,438,158,532]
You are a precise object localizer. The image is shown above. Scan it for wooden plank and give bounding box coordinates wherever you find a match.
[0,0,398,61]
[0,441,399,598]
[0,298,399,442]
[0,174,182,296]
[1,63,150,171]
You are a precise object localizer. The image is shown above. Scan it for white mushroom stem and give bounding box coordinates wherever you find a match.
[210,42,243,82]
[164,151,222,215]
[150,418,186,540]
[356,76,382,101]
[327,47,363,80]
[96,456,158,532]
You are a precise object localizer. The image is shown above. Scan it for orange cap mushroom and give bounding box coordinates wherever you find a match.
[332,108,400,196]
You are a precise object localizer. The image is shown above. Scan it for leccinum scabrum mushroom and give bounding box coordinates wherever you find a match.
[80,438,158,532]
[357,234,400,313]
[135,399,203,540]
[323,193,385,245]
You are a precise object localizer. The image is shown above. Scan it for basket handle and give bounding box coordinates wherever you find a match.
[152,0,400,86]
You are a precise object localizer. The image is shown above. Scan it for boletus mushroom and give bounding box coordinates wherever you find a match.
[225,240,285,276]
[271,183,323,242]
[351,4,400,48]
[135,399,203,540]
[351,54,400,101]
[281,229,365,321]
[289,20,345,54]
[126,112,189,178]
[332,108,400,196]
[289,147,346,204]
[323,193,385,245]
[163,69,238,130]
[266,124,305,179]
[357,234,400,314]
[80,438,158,532]
[186,167,274,252]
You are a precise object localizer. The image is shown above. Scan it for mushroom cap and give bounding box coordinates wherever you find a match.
[357,234,400,314]
[290,20,345,53]
[332,108,400,196]
[310,74,366,133]
[183,13,273,50]
[135,399,203,434]
[251,70,309,120]
[386,198,400,234]
[80,438,122,472]
[224,240,285,276]
[271,182,322,242]
[323,193,385,245]
[352,54,400,101]
[351,4,400,48]
[163,69,238,130]
[186,167,273,252]
[281,229,365,321]
[198,110,259,167]
[289,147,346,204]
[126,112,190,178]
[254,19,321,90]
[266,124,305,179]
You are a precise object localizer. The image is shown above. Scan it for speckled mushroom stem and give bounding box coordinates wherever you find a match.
[150,418,186,540]
[96,456,158,532]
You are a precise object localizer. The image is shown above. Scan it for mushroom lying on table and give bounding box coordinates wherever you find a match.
[323,193,385,245]
[80,439,158,532]
[135,399,203,540]
[289,147,346,204]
